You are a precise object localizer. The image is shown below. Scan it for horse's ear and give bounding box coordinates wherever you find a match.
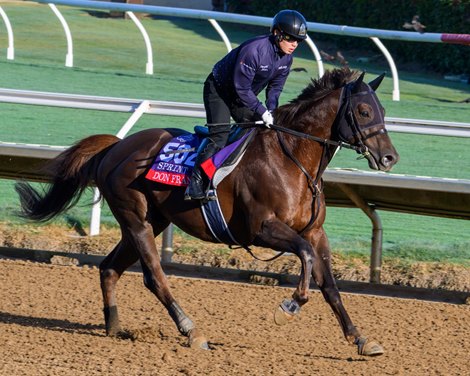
[368,73,386,91]
[352,71,366,91]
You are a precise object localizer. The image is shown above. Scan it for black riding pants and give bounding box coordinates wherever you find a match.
[203,73,258,149]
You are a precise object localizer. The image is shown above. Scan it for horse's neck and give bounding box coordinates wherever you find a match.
[288,93,340,173]
[303,90,341,140]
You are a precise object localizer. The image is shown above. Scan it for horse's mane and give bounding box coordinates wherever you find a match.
[276,67,360,125]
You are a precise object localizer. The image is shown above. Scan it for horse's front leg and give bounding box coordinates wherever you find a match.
[253,220,314,323]
[310,228,384,356]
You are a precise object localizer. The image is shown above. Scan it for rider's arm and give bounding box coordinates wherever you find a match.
[232,47,267,117]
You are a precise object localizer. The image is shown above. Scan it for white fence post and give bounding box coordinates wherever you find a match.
[305,34,324,77]
[126,11,153,75]
[48,3,74,67]
[89,187,102,236]
[89,100,150,235]
[0,7,14,60]
[370,37,400,101]
[208,18,232,52]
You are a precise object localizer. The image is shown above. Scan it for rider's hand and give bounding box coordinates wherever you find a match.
[261,111,274,128]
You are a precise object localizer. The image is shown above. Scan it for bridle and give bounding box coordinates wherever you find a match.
[270,80,388,237]
[332,82,388,158]
[270,81,387,157]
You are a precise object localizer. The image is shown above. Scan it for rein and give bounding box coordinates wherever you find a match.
[268,123,360,152]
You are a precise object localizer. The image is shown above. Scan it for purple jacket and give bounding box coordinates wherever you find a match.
[212,35,292,117]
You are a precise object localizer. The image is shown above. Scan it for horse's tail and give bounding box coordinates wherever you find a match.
[15,134,120,222]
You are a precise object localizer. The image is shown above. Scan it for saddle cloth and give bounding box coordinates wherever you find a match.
[145,128,255,188]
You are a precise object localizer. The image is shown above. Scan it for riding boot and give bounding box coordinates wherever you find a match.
[184,140,220,200]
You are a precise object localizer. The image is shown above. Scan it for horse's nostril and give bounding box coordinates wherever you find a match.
[382,154,396,167]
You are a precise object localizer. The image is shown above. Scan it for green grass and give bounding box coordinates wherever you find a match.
[0,2,469,265]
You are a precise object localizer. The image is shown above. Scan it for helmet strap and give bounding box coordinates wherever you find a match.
[273,29,282,45]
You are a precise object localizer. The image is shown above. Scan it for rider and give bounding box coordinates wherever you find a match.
[184,9,308,200]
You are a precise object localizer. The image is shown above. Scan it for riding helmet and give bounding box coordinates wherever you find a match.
[271,10,308,40]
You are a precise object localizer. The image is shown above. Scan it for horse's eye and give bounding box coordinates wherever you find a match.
[360,110,369,117]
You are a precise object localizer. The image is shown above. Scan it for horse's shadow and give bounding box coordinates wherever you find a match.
[0,311,105,337]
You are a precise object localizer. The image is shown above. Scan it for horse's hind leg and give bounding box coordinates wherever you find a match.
[108,201,208,349]
[310,229,384,356]
[136,228,209,349]
[100,240,139,336]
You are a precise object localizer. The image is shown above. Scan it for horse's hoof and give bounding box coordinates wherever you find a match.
[356,336,384,356]
[273,299,301,326]
[274,305,296,326]
[188,329,210,350]
[106,326,122,337]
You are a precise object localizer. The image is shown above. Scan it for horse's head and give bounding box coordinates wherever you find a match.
[333,72,399,171]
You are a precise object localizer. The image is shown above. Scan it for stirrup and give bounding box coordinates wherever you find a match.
[184,185,206,201]
[184,191,206,201]
[204,189,217,201]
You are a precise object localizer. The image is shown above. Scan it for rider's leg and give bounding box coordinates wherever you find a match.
[185,74,230,200]
[184,138,222,200]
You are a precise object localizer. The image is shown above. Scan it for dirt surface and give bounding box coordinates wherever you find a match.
[0,258,469,376]
[1,223,470,292]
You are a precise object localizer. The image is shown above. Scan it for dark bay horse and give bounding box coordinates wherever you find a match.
[16,68,398,356]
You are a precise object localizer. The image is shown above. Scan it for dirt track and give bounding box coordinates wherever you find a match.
[0,259,469,376]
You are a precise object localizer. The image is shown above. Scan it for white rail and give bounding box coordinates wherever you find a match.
[0,0,457,103]
[0,6,14,60]
[48,3,73,67]
[35,0,470,45]
[0,88,468,138]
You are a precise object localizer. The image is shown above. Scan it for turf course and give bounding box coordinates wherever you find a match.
[0,1,469,265]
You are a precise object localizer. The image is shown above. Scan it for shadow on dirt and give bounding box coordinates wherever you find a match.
[0,311,104,336]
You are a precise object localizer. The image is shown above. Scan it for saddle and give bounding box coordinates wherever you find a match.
[145,126,256,189]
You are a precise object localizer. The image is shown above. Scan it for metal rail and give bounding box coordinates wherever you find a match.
[31,0,470,103]
[0,88,468,137]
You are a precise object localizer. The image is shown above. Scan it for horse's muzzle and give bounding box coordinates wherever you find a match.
[365,150,399,171]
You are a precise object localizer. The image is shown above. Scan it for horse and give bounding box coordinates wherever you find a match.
[15,68,399,356]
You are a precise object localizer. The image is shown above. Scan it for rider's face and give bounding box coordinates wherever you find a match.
[275,30,302,54]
